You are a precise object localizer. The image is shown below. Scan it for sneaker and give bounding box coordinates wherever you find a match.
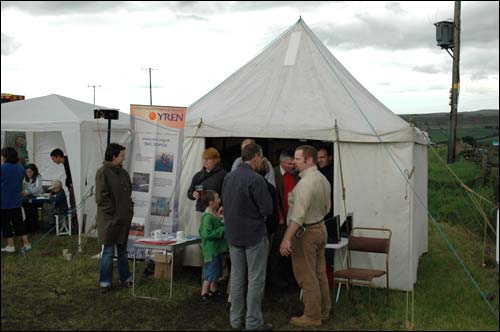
[100,285,112,293]
[290,315,322,327]
[209,290,226,297]
[243,322,273,331]
[201,293,212,303]
[121,281,133,288]
[210,291,227,303]
[1,246,15,253]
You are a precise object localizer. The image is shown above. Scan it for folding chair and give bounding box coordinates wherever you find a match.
[55,210,73,236]
[333,227,391,310]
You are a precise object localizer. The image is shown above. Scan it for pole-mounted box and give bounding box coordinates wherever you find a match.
[434,21,454,49]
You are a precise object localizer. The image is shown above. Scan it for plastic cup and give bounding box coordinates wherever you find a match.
[195,185,203,196]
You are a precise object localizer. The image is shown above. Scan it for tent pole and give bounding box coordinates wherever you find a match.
[78,200,83,252]
[334,120,348,217]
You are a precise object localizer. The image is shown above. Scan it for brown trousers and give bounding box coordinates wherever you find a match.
[291,223,331,320]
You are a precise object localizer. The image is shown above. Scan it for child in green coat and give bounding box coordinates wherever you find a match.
[199,190,228,301]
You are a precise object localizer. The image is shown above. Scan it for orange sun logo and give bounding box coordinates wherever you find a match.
[149,112,157,121]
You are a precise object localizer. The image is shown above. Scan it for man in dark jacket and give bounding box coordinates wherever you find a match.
[95,143,134,293]
[317,145,335,281]
[50,148,77,231]
[222,143,273,331]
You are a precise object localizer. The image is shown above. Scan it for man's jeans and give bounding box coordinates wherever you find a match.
[99,243,132,287]
[229,236,269,330]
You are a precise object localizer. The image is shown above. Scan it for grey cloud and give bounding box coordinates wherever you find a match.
[412,64,441,74]
[166,1,331,13]
[384,2,407,15]
[1,1,127,16]
[228,1,331,12]
[464,85,498,94]
[313,1,498,52]
[1,33,21,56]
[461,48,499,79]
[429,84,448,90]
[470,71,488,81]
[1,1,334,18]
[176,14,209,22]
[461,1,499,46]
[313,14,436,51]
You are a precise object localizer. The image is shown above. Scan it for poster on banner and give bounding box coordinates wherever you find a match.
[128,105,186,259]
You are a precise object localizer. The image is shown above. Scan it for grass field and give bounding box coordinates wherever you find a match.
[1,222,498,331]
[1,147,499,331]
[399,109,499,145]
[428,147,498,233]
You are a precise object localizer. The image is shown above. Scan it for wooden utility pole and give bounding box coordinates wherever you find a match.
[448,1,461,164]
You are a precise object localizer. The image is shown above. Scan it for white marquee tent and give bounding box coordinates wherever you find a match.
[179,19,428,290]
[1,94,132,247]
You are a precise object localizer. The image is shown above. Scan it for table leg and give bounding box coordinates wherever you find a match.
[169,250,174,300]
[133,248,137,296]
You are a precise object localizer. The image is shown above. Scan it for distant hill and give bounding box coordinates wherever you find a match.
[398,109,499,144]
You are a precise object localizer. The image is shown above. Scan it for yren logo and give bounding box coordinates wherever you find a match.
[148,112,184,122]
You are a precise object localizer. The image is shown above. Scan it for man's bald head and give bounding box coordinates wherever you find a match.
[241,138,256,151]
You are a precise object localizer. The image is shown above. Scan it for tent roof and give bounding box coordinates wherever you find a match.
[186,19,425,143]
[1,94,130,131]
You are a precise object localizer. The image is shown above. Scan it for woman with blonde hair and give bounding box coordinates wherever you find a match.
[186,148,227,266]
[188,148,227,216]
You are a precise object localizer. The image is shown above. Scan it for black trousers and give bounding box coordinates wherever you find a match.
[267,224,297,289]
[22,202,41,233]
[1,208,27,238]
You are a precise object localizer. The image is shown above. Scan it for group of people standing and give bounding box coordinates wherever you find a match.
[1,147,75,253]
[188,139,335,330]
[3,137,335,330]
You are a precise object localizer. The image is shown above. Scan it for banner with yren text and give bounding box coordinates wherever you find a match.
[128,105,186,258]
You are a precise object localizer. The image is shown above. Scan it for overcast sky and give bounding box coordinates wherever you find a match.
[1,1,498,115]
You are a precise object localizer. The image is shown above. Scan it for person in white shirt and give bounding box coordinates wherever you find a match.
[22,163,44,233]
[22,164,44,196]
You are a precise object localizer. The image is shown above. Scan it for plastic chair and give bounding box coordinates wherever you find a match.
[333,227,391,310]
[55,210,72,236]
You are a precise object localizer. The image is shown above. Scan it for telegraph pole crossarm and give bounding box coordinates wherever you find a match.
[87,84,101,105]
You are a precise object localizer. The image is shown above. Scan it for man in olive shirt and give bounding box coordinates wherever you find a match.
[280,145,331,328]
